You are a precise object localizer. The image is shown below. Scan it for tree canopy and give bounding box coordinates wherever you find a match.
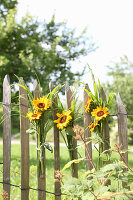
[0,0,17,18]
[0,0,96,100]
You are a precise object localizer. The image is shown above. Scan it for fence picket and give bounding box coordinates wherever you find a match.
[101,87,110,154]
[3,75,11,199]
[117,93,128,187]
[84,84,92,171]
[19,78,30,200]
[101,87,110,185]
[117,93,128,163]
[65,83,78,178]
[33,80,46,200]
[49,82,61,200]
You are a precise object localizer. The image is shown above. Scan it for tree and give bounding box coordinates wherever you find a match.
[0,0,17,19]
[104,55,133,143]
[0,1,96,101]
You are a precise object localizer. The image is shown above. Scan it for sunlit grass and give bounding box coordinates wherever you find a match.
[0,144,133,199]
[0,144,85,200]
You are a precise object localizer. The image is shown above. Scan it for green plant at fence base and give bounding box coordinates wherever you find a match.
[1,190,8,200]
[60,131,133,200]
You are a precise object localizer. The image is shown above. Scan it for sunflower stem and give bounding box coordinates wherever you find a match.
[67,134,75,176]
[98,122,103,169]
[36,123,41,176]
[60,131,69,149]
[39,112,45,174]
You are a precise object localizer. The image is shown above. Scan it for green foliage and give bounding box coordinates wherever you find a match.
[0,0,18,18]
[0,2,96,102]
[62,158,84,171]
[84,66,115,110]
[104,55,133,144]
[62,159,133,200]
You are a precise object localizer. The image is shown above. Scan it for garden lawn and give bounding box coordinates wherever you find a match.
[0,144,133,200]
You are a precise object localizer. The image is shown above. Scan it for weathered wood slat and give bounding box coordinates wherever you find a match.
[84,84,92,171]
[101,87,110,154]
[117,93,128,163]
[49,82,61,200]
[34,80,46,200]
[101,87,110,185]
[65,83,78,178]
[19,78,30,200]
[117,93,128,188]
[3,75,11,199]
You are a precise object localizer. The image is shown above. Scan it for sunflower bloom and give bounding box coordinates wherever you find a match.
[32,96,50,111]
[84,98,93,113]
[26,111,42,121]
[91,106,109,121]
[89,121,98,132]
[54,110,72,130]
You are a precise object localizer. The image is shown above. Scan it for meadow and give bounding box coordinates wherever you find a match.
[0,143,133,200]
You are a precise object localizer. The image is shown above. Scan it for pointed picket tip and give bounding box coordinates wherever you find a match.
[84,83,90,102]
[3,75,11,103]
[33,80,39,99]
[33,79,39,90]
[65,81,71,92]
[49,82,54,92]
[20,77,23,80]
[101,86,106,101]
[3,74,10,86]
[84,83,90,95]
[85,83,89,90]
[117,92,123,103]
[117,92,127,114]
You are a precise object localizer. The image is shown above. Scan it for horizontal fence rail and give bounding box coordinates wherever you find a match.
[0,181,67,196]
[0,102,133,117]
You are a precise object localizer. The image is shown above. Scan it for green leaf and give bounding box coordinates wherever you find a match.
[40,142,53,153]
[57,94,64,112]
[62,158,85,171]
[26,128,35,135]
[107,93,115,108]
[94,82,98,101]
[119,149,128,153]
[98,79,101,99]
[91,132,104,144]
[71,101,75,116]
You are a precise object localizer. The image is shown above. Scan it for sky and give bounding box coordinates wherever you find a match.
[17,0,133,86]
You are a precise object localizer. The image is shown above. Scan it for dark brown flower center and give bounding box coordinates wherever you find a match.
[32,114,38,118]
[60,115,67,123]
[38,103,45,108]
[97,111,104,117]
[91,124,94,128]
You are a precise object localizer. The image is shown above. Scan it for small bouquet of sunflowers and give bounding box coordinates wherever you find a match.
[54,83,82,176]
[84,68,114,169]
[26,95,53,175]
[18,78,54,176]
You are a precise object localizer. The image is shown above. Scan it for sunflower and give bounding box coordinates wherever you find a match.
[26,111,42,121]
[54,110,72,130]
[32,96,50,111]
[84,98,93,113]
[91,106,109,121]
[89,121,98,132]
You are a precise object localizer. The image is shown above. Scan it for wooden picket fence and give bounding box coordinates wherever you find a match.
[1,75,128,200]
